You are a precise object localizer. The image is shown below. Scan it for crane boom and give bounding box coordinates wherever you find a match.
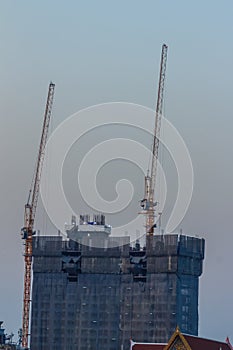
[140,44,168,235]
[21,82,55,349]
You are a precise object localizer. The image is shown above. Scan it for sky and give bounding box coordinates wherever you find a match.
[1,0,233,343]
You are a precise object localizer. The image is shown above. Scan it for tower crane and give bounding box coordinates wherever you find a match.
[140,44,168,235]
[21,82,55,349]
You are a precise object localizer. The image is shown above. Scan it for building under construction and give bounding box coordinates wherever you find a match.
[30,215,205,350]
[20,44,205,350]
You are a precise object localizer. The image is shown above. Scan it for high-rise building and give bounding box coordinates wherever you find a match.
[30,216,205,350]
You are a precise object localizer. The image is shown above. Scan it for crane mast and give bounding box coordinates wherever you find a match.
[141,44,168,235]
[21,82,55,349]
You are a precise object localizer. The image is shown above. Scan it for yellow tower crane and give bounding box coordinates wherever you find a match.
[140,44,168,235]
[21,82,55,349]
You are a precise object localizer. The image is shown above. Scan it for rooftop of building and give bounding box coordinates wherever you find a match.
[130,341,166,350]
[131,328,233,350]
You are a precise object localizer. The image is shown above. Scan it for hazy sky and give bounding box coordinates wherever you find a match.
[1,0,233,343]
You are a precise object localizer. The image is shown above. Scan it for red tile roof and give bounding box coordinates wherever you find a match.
[131,333,232,350]
[131,342,166,350]
[184,334,232,350]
